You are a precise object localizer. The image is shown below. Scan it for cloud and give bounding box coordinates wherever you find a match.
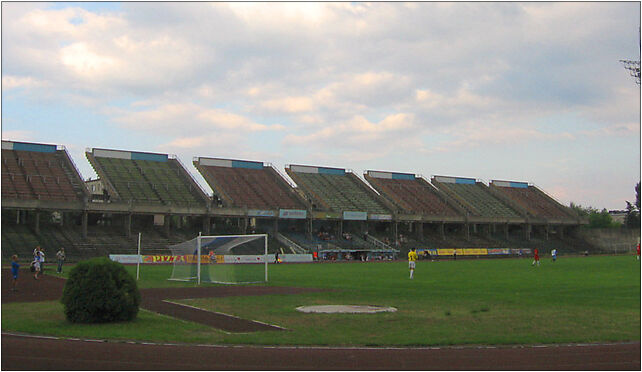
[2,76,46,90]
[111,103,285,136]
[427,122,576,154]
[283,113,416,148]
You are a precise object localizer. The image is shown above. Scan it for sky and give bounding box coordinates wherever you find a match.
[1,2,640,210]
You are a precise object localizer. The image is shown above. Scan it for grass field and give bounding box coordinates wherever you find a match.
[2,255,640,346]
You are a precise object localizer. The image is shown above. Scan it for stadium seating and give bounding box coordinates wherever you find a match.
[195,158,306,210]
[365,173,460,216]
[286,166,390,214]
[89,150,204,206]
[432,177,521,218]
[490,182,573,220]
[2,145,85,202]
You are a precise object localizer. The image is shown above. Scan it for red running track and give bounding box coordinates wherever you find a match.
[2,333,639,370]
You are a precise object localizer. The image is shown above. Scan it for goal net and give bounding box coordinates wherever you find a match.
[168,234,268,284]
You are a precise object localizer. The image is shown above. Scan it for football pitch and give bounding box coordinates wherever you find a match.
[2,255,640,347]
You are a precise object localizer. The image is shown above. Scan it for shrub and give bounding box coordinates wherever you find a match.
[61,257,140,323]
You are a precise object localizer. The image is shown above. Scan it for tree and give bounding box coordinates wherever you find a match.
[569,203,619,228]
[625,182,640,228]
[61,257,140,323]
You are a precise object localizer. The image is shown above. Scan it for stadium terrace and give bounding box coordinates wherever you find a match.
[2,140,587,262]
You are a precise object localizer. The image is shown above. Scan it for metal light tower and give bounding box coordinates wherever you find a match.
[620,60,640,85]
[620,27,641,85]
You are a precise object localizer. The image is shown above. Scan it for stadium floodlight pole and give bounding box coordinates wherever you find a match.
[197,232,202,285]
[136,232,142,281]
[620,27,641,85]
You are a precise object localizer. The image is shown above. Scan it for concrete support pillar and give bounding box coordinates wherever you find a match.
[472,223,477,234]
[306,218,313,240]
[465,223,470,241]
[485,224,491,238]
[82,211,88,239]
[504,223,509,240]
[273,218,279,235]
[240,217,248,234]
[416,222,424,240]
[559,226,565,239]
[492,224,497,234]
[338,220,343,237]
[165,214,171,238]
[202,215,211,235]
[34,211,40,235]
[439,222,445,240]
[545,225,550,240]
[524,223,531,241]
[392,221,399,247]
[125,214,132,238]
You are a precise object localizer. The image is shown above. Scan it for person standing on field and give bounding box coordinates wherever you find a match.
[11,255,20,291]
[551,248,557,262]
[408,248,418,279]
[532,248,540,266]
[33,251,42,280]
[56,248,66,273]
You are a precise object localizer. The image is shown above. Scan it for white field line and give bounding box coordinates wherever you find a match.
[2,332,638,351]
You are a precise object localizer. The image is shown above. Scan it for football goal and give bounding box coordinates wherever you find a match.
[168,234,268,284]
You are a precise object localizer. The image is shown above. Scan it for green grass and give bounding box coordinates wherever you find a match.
[3,256,640,346]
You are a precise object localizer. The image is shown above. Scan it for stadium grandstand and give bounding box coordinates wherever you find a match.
[86,148,208,207]
[364,170,463,220]
[285,164,392,216]
[193,157,308,211]
[2,141,87,203]
[489,180,579,223]
[431,175,524,222]
[2,139,600,263]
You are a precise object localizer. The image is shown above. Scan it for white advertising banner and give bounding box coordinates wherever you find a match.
[279,209,307,219]
[343,211,368,220]
[109,254,142,264]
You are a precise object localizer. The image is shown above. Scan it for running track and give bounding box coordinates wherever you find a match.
[2,333,639,370]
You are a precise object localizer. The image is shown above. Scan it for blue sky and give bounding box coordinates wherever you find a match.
[2,2,640,210]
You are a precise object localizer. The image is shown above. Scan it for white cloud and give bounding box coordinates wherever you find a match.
[60,42,118,77]
[2,76,46,90]
[112,103,285,136]
[283,113,416,147]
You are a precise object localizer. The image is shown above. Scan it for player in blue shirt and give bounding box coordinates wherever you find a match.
[11,254,19,291]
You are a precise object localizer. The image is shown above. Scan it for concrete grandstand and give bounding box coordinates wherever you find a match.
[2,140,591,263]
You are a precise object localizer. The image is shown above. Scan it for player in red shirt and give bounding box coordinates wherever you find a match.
[532,248,540,266]
[636,243,640,261]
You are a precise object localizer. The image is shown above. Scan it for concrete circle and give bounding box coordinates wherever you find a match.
[296,305,397,314]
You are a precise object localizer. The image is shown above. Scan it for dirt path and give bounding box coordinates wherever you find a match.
[2,333,639,370]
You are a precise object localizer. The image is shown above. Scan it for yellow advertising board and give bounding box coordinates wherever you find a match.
[436,248,488,256]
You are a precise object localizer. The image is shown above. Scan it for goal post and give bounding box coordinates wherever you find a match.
[168,234,269,284]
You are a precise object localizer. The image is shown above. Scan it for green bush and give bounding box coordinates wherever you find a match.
[61,257,140,323]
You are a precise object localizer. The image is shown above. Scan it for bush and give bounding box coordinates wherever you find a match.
[61,257,140,323]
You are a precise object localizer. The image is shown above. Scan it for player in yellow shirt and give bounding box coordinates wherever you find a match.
[408,247,418,279]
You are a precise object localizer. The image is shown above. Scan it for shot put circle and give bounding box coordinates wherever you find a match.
[296,305,397,314]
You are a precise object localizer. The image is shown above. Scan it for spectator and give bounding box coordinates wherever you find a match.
[56,248,66,273]
[39,250,46,274]
[11,255,19,291]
